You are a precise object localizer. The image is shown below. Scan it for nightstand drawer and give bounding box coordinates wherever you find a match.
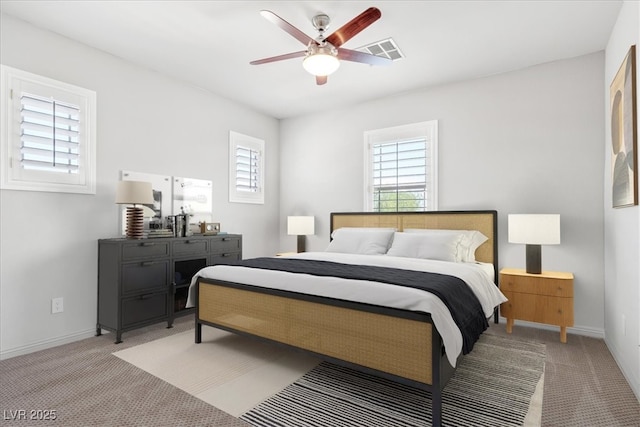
[501,291,573,326]
[500,274,573,297]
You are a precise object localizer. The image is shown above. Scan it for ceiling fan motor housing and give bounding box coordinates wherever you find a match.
[312,14,331,34]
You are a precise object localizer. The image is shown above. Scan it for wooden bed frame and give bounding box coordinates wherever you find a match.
[194,210,498,427]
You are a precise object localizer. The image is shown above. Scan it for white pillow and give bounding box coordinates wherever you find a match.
[325,228,396,255]
[463,230,489,262]
[387,232,460,262]
[403,229,488,262]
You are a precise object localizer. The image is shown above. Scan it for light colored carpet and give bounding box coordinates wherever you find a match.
[114,328,544,426]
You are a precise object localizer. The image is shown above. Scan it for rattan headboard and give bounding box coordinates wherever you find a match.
[330,211,498,282]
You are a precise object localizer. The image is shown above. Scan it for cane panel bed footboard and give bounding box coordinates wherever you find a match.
[195,280,448,386]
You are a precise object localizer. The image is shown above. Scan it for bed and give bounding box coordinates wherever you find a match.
[188,210,505,427]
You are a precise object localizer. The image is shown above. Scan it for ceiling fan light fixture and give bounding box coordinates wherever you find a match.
[303,46,340,76]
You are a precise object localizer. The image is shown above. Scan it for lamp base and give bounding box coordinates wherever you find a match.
[125,206,145,239]
[297,235,306,253]
[525,244,542,274]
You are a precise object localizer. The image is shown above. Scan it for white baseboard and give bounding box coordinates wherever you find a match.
[495,318,605,340]
[0,328,97,360]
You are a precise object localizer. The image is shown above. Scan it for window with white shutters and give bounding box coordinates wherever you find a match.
[229,131,264,204]
[235,145,260,193]
[1,65,96,194]
[364,121,438,212]
[20,93,80,174]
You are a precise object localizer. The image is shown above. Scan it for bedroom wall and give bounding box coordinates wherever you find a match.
[279,52,606,338]
[0,14,281,358]
[603,0,640,399]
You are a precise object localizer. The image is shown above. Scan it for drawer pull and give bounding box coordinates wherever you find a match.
[222,237,231,241]
[139,294,153,300]
[222,253,231,257]
[141,242,156,247]
[141,261,155,267]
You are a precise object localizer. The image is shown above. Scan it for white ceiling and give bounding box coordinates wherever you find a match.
[0,0,622,119]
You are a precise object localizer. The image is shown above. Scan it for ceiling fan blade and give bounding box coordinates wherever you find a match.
[337,48,392,66]
[250,50,307,65]
[324,7,382,48]
[260,10,317,46]
[316,75,328,85]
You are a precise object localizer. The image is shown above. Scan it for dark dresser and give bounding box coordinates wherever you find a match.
[97,234,242,343]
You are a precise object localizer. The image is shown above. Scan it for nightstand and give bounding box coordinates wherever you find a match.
[276,252,298,257]
[499,268,574,343]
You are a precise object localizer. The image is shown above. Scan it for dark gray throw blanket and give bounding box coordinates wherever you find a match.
[218,257,488,354]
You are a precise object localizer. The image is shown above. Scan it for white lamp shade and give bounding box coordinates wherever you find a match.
[303,53,340,76]
[287,216,315,236]
[508,214,560,245]
[115,180,154,205]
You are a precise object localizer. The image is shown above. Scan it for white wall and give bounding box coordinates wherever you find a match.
[604,0,640,399]
[280,52,606,336]
[0,15,281,358]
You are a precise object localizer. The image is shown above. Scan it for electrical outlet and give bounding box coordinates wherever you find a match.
[52,297,64,314]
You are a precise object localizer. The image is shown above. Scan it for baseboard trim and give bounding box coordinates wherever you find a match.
[0,328,97,360]
[496,318,605,339]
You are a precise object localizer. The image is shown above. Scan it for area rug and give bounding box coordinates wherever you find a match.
[115,329,544,427]
[241,333,545,427]
[113,327,321,417]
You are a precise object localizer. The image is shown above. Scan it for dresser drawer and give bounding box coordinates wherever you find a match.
[500,274,572,297]
[210,237,242,254]
[173,239,208,256]
[122,260,169,294]
[501,291,573,327]
[121,292,168,327]
[121,241,170,261]
[210,252,241,265]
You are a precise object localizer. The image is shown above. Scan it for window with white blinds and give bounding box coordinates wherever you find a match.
[364,121,438,212]
[229,131,264,204]
[1,65,96,194]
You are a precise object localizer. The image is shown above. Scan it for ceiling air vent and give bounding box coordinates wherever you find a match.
[357,37,404,61]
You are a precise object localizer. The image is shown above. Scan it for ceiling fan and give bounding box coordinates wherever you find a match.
[250,7,392,85]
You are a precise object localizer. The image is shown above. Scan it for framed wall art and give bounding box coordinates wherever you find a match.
[610,45,637,208]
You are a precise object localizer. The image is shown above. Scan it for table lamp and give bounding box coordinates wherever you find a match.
[508,214,560,274]
[287,216,315,252]
[116,180,154,239]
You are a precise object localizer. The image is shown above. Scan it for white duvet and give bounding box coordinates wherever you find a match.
[186,252,507,367]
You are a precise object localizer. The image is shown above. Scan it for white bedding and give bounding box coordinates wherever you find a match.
[186,252,507,367]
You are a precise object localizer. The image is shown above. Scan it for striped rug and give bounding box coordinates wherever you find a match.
[241,334,545,427]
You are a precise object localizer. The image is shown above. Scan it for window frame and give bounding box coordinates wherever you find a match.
[363,120,438,212]
[1,65,97,194]
[228,130,265,204]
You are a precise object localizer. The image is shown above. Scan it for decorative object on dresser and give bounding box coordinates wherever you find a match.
[508,214,560,274]
[97,234,242,343]
[200,222,220,235]
[115,180,154,239]
[500,268,574,343]
[287,216,315,252]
